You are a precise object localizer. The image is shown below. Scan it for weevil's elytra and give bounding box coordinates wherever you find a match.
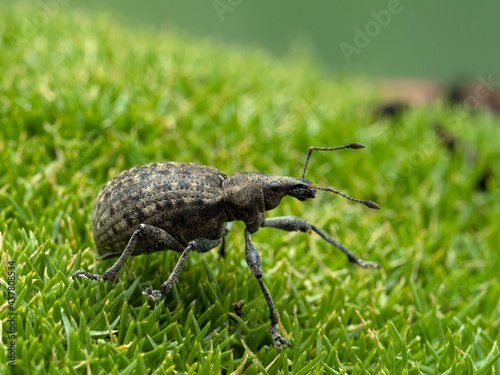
[72,144,381,348]
[93,162,229,259]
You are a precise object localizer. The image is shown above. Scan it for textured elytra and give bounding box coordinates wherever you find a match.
[93,162,229,259]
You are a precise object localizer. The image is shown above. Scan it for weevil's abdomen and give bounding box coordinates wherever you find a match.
[92,162,230,260]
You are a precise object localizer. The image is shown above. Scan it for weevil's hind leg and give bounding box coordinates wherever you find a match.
[262,216,380,269]
[71,270,104,282]
[219,222,233,258]
[143,237,222,301]
[72,224,185,283]
[244,228,291,348]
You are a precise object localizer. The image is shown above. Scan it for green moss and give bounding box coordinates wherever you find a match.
[1,4,499,374]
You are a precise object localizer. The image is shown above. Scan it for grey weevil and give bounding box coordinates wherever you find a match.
[72,143,381,348]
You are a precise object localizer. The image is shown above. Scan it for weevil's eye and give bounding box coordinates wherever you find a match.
[269,181,282,191]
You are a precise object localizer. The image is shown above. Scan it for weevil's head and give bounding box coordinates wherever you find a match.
[262,173,381,211]
[223,143,380,231]
[261,175,316,210]
[222,172,317,230]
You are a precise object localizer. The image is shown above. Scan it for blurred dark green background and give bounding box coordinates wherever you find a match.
[17,0,500,81]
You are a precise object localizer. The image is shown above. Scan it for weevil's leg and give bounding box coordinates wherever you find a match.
[143,237,222,300]
[262,216,381,269]
[72,224,185,283]
[244,228,291,348]
[219,222,233,258]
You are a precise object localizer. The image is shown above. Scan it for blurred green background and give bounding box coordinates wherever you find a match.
[15,0,500,81]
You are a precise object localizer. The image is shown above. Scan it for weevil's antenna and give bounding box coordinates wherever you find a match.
[314,186,381,209]
[302,143,380,209]
[302,143,366,179]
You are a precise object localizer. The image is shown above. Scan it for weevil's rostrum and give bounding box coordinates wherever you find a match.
[72,144,381,348]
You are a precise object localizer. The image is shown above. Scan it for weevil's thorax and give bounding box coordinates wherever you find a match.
[222,172,316,233]
[222,172,266,233]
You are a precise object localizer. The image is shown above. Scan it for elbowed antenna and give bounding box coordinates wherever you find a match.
[314,186,380,209]
[301,143,381,209]
[302,143,365,179]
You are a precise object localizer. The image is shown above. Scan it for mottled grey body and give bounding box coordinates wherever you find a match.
[73,145,380,348]
[93,162,230,259]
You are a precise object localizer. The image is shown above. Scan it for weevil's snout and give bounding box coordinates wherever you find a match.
[263,176,316,210]
[289,178,316,201]
[277,177,316,201]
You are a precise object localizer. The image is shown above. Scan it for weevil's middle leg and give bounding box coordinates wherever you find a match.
[143,237,222,300]
[244,228,291,348]
[219,222,233,258]
[262,216,380,269]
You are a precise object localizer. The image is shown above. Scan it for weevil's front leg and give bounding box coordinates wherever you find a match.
[143,237,222,300]
[262,216,380,269]
[244,228,291,348]
[72,224,185,282]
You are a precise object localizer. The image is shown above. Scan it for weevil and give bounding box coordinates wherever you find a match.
[72,143,381,348]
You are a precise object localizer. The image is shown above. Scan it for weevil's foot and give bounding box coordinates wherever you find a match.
[356,260,381,269]
[71,271,104,282]
[142,288,163,301]
[270,324,291,348]
[272,333,291,348]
